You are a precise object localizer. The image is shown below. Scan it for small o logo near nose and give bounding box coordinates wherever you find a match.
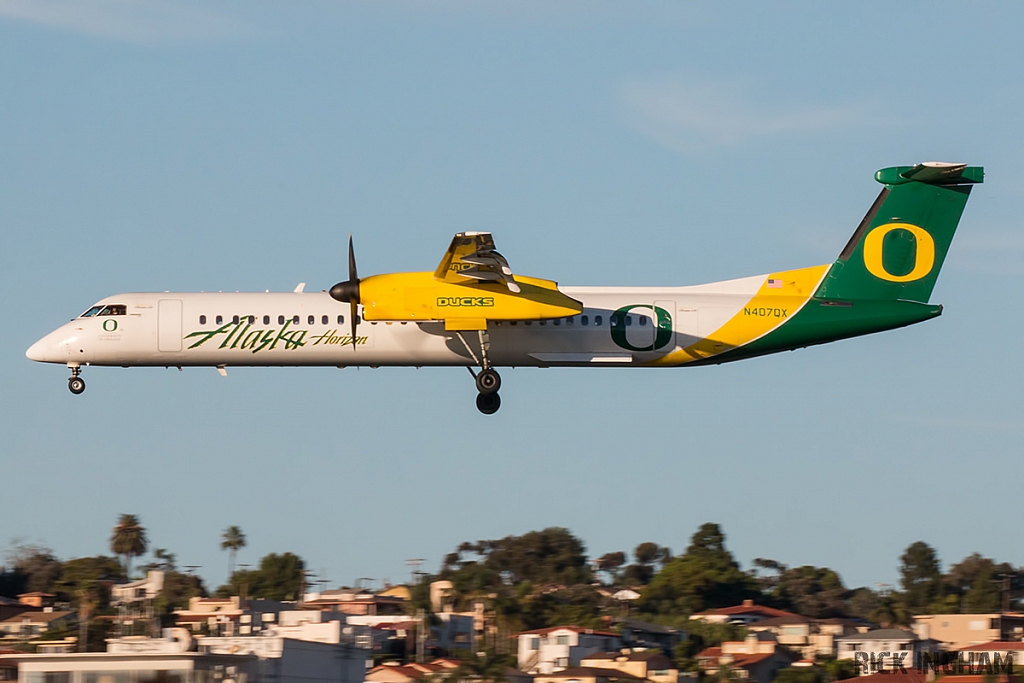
[863,222,935,283]
[103,319,118,332]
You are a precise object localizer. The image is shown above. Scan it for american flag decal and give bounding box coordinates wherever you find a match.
[767,278,783,288]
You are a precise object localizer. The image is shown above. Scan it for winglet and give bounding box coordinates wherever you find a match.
[294,282,306,293]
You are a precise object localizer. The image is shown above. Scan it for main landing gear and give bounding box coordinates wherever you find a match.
[68,365,85,395]
[458,330,502,415]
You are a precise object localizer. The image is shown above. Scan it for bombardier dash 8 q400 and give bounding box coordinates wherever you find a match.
[27,162,982,414]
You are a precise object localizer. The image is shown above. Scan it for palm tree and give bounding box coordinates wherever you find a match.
[110,514,148,578]
[221,526,246,579]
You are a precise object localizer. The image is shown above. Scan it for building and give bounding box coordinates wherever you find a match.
[912,614,1024,650]
[689,601,804,626]
[836,629,941,675]
[747,616,865,659]
[0,650,256,683]
[533,666,643,683]
[15,595,55,611]
[0,610,76,644]
[302,591,406,617]
[613,619,684,653]
[695,632,798,683]
[111,571,164,605]
[580,650,678,683]
[517,627,623,675]
[172,597,289,636]
[953,642,1024,671]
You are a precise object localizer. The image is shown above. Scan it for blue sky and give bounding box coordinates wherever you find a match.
[2,1,1023,594]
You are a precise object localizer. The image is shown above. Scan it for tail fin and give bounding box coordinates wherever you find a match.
[817,162,983,303]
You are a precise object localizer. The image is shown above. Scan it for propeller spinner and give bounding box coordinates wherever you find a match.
[329,235,360,348]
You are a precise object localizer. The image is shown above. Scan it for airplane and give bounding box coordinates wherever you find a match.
[27,162,982,414]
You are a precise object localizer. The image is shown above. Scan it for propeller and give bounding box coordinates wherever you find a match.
[329,234,360,348]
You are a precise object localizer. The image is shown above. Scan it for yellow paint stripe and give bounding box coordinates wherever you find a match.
[648,264,829,366]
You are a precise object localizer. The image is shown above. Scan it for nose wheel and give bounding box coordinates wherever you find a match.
[68,366,85,395]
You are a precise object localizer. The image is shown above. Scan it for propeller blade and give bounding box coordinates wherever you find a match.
[350,300,358,350]
[348,234,358,283]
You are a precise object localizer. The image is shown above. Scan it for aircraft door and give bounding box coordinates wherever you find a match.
[652,300,675,354]
[158,299,183,352]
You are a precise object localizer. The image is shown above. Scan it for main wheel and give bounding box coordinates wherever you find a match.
[68,377,86,395]
[476,392,501,415]
[475,368,501,394]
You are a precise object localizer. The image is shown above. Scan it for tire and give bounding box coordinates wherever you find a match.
[68,377,86,395]
[475,368,501,394]
[476,392,501,415]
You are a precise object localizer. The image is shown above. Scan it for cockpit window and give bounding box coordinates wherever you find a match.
[80,306,104,318]
[98,305,127,316]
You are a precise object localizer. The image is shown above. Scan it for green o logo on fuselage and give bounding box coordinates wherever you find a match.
[610,305,672,352]
[102,319,118,332]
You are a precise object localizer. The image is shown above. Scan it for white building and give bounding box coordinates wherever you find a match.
[0,650,255,683]
[836,628,941,675]
[517,626,623,675]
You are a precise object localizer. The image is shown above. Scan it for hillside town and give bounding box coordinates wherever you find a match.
[1,519,1022,683]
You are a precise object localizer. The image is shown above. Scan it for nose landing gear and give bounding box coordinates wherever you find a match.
[68,365,85,395]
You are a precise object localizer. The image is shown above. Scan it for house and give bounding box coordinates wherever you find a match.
[689,600,804,626]
[696,632,798,683]
[368,660,533,683]
[111,571,164,605]
[836,628,941,675]
[951,642,1024,672]
[303,589,407,616]
[912,614,1024,650]
[613,619,685,652]
[0,650,256,683]
[172,596,289,636]
[533,666,644,683]
[747,616,865,659]
[0,610,76,643]
[0,649,18,682]
[580,649,679,683]
[517,626,623,675]
[15,594,55,610]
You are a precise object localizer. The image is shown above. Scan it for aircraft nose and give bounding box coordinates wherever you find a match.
[26,333,61,363]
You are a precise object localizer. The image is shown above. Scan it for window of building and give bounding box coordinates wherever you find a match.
[556,657,569,667]
[264,315,270,325]
[531,637,540,650]
[216,315,223,325]
[322,315,328,325]
[556,635,569,646]
[199,315,207,325]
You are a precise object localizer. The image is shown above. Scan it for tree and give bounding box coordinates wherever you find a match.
[110,515,148,578]
[638,523,755,617]
[775,566,848,618]
[899,542,942,613]
[595,552,626,585]
[220,527,247,579]
[623,543,671,586]
[3,542,62,594]
[225,552,305,601]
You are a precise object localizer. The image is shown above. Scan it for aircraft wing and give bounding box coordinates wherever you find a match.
[434,232,522,293]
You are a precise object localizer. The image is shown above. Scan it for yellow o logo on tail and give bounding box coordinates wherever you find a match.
[863,223,935,282]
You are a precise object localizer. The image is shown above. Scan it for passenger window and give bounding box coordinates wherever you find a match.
[525,321,532,326]
[566,317,574,326]
[355,315,361,324]
[540,320,546,326]
[581,315,589,326]
[216,315,223,325]
[232,315,239,324]
[595,315,602,326]
[292,315,299,324]
[322,315,328,325]
[337,315,345,325]
[308,315,315,325]
[626,316,632,326]
[248,316,255,324]
[263,315,270,325]
[639,316,647,326]
[199,315,207,325]
[99,305,127,316]
[510,321,517,325]
[553,319,560,326]
[81,306,104,318]
[276,315,283,325]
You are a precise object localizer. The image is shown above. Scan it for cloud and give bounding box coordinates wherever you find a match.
[0,0,246,44]
[622,73,868,152]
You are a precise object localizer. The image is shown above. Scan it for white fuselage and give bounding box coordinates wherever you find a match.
[26,274,774,370]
